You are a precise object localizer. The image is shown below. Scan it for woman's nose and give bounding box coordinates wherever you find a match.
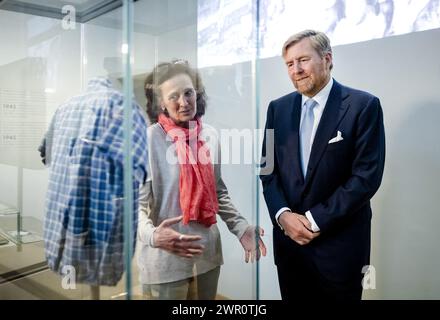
[178,94,188,106]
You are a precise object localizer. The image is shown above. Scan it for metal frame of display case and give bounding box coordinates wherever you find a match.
[0,0,137,23]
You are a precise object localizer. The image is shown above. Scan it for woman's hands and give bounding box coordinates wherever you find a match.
[153,216,205,258]
[239,226,267,263]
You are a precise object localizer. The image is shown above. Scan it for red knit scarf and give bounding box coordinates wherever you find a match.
[158,114,218,227]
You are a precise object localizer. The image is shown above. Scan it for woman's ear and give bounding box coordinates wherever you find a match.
[157,96,164,111]
[159,103,168,115]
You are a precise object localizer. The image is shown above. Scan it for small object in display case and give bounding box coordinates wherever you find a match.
[0,233,9,245]
[0,202,43,244]
[0,202,19,216]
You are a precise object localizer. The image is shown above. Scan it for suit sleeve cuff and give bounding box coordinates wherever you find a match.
[305,210,320,232]
[275,207,291,230]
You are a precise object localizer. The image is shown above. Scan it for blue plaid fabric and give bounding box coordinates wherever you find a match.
[43,78,148,286]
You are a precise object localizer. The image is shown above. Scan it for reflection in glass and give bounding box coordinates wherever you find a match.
[137,60,265,300]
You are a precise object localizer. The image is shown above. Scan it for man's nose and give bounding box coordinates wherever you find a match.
[292,63,303,74]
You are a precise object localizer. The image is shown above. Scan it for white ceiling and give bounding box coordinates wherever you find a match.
[0,0,198,35]
[98,0,197,35]
[2,0,112,13]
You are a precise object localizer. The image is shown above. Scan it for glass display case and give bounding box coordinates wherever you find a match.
[0,0,133,300]
[0,0,261,300]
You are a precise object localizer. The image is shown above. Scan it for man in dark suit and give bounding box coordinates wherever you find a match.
[260,30,385,300]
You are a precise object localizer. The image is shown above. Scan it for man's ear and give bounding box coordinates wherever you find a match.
[325,52,333,65]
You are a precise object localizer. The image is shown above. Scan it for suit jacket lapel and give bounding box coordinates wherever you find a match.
[305,81,350,185]
[284,93,304,183]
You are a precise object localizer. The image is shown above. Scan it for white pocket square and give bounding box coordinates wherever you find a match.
[328,131,344,144]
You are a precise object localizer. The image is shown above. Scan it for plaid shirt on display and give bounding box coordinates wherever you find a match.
[43,78,148,286]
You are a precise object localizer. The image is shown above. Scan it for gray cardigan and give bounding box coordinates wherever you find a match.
[137,123,249,284]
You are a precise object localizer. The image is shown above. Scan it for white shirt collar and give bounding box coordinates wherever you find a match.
[301,77,334,108]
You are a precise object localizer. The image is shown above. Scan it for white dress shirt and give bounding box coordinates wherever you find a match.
[275,78,334,232]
